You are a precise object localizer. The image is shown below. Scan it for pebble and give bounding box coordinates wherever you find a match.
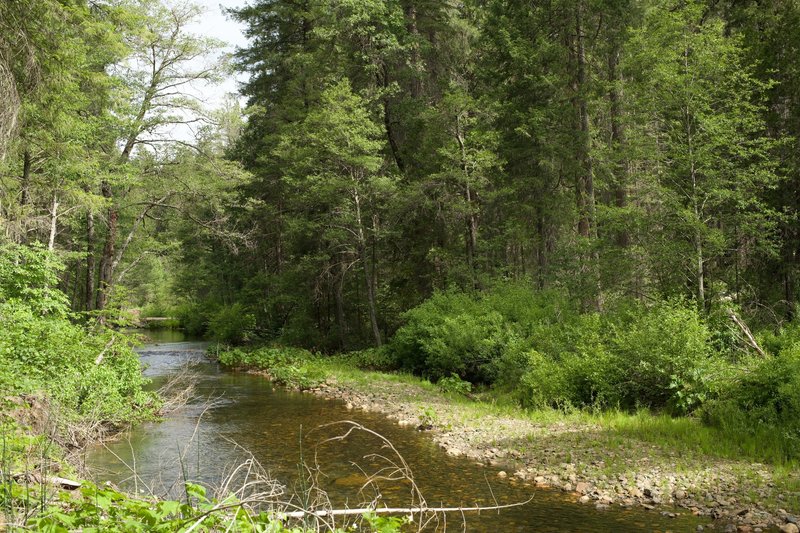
[781,525,800,533]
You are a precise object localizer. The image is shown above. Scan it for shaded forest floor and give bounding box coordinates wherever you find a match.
[231,357,800,532]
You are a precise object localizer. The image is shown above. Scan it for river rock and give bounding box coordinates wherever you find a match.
[780,525,800,533]
[575,481,591,494]
[497,471,507,479]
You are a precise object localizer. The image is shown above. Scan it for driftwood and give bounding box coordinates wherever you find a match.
[727,307,766,358]
[274,499,533,519]
[11,472,81,490]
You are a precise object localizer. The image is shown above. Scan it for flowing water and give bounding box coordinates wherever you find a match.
[86,331,705,532]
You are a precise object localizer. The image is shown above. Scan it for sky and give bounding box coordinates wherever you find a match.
[189,0,249,106]
[156,0,249,143]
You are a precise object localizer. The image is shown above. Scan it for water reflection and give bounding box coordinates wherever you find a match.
[87,333,704,532]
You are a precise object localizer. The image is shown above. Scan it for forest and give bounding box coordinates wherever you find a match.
[4,0,800,530]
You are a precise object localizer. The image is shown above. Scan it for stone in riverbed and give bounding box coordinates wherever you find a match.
[780,524,800,533]
[575,481,591,494]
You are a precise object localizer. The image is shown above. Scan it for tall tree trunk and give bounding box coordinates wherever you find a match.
[405,3,423,98]
[85,209,95,311]
[20,149,30,208]
[575,3,595,239]
[353,185,382,347]
[456,115,478,285]
[47,193,58,251]
[608,43,629,248]
[18,149,31,243]
[380,63,405,173]
[334,258,348,351]
[96,180,117,312]
[574,1,600,310]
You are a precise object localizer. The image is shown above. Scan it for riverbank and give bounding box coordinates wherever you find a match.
[219,349,800,533]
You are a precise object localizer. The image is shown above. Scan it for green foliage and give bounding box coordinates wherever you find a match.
[436,374,472,396]
[24,480,362,532]
[335,348,399,372]
[389,287,722,415]
[207,303,257,344]
[218,347,326,390]
[172,301,210,337]
[611,300,717,414]
[389,290,516,383]
[0,244,156,424]
[704,346,800,459]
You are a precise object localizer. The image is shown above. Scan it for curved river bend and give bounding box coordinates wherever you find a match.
[86,331,703,532]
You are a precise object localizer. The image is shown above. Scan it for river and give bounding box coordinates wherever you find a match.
[85,330,703,532]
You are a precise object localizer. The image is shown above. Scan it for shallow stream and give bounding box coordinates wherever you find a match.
[86,330,704,532]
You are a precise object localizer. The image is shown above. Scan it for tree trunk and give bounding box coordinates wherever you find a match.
[576,3,594,239]
[96,180,117,312]
[405,3,423,98]
[380,63,405,173]
[574,1,600,310]
[18,149,31,243]
[353,185,382,347]
[608,43,629,248]
[47,193,58,251]
[456,115,478,286]
[335,259,348,351]
[85,209,95,311]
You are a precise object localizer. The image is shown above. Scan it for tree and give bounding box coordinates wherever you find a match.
[626,0,777,307]
[93,0,225,311]
[275,79,393,347]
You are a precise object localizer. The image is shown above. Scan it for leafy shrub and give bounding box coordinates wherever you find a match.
[172,301,209,336]
[337,348,399,371]
[0,244,156,424]
[217,346,325,389]
[704,345,800,458]
[207,303,256,344]
[611,300,716,414]
[389,289,536,383]
[436,374,472,395]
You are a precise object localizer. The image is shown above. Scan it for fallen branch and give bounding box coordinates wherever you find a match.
[94,336,115,365]
[274,498,534,519]
[727,307,766,358]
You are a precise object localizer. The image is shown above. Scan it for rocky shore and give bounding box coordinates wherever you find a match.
[273,373,800,533]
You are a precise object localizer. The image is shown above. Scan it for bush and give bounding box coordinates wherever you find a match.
[0,244,156,424]
[337,348,399,371]
[172,301,209,336]
[389,291,515,382]
[611,300,717,414]
[705,346,800,451]
[207,303,256,344]
[437,374,472,395]
[217,346,325,389]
